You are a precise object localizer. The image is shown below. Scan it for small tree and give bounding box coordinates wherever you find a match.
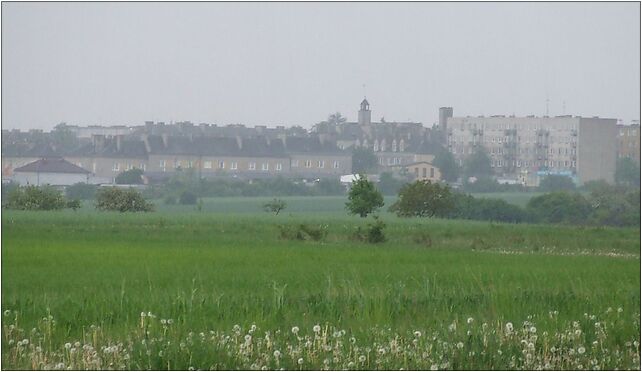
[95,187,154,212]
[115,168,144,185]
[263,198,287,215]
[389,180,455,218]
[345,175,384,218]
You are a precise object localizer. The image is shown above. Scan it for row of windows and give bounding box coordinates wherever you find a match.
[291,160,341,169]
[111,163,146,172]
[449,136,576,144]
[455,122,578,131]
[414,167,435,178]
[491,160,577,168]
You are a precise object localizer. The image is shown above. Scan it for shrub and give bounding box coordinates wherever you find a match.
[4,185,68,211]
[277,224,328,241]
[65,182,98,200]
[95,187,154,212]
[526,192,591,224]
[179,190,198,205]
[164,195,177,205]
[449,193,529,223]
[263,198,287,215]
[345,175,384,218]
[390,180,454,218]
[66,199,82,211]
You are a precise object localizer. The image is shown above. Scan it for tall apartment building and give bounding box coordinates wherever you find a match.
[617,122,640,165]
[445,112,617,184]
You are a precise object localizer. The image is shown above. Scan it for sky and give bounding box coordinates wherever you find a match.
[2,2,640,131]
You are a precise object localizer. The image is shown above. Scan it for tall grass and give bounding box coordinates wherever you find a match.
[1,201,640,369]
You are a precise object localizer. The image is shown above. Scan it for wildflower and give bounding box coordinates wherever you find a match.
[313,325,321,333]
[530,326,537,333]
[64,343,71,350]
[298,358,304,365]
[140,312,146,317]
[233,324,241,333]
[457,342,464,349]
[147,311,154,317]
[250,324,257,333]
[430,364,438,370]
[378,347,386,355]
[167,319,173,325]
[578,346,586,354]
[505,322,514,333]
[21,339,29,345]
[414,331,422,338]
[291,326,299,334]
[348,361,355,368]
[3,310,10,317]
[575,329,582,336]
[617,307,623,313]
[74,341,80,348]
[358,355,366,363]
[273,350,281,358]
[448,323,456,332]
[160,319,167,325]
[245,335,252,343]
[550,346,556,353]
[467,317,474,325]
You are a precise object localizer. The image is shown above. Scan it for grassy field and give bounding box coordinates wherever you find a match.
[2,197,640,370]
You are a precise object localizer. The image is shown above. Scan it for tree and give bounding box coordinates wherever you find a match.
[327,112,347,126]
[539,175,575,192]
[352,147,378,174]
[115,168,144,185]
[615,157,640,187]
[263,198,287,215]
[463,148,493,178]
[345,175,384,217]
[389,180,454,218]
[51,122,78,149]
[432,148,460,182]
[95,187,154,212]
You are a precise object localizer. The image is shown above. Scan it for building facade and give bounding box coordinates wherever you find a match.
[617,122,640,165]
[445,113,617,184]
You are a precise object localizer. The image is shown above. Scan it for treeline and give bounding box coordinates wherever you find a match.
[390,180,640,227]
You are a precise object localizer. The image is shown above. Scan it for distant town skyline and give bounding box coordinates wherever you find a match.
[2,2,640,130]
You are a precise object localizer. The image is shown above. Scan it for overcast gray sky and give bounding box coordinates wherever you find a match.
[2,2,640,130]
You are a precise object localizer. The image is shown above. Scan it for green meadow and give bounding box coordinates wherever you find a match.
[1,196,640,370]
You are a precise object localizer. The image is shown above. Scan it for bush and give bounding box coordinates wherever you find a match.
[4,185,69,210]
[390,180,454,218]
[66,199,82,211]
[526,192,591,224]
[277,224,328,241]
[179,190,198,205]
[1,181,19,201]
[263,198,287,215]
[378,172,407,195]
[95,187,154,212]
[345,175,384,218]
[164,195,177,205]
[65,183,98,200]
[115,168,144,185]
[449,193,529,223]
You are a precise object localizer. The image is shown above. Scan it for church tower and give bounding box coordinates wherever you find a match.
[358,98,371,126]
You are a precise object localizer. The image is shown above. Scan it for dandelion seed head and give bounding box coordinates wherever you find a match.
[467,317,474,324]
[313,325,321,333]
[291,326,299,334]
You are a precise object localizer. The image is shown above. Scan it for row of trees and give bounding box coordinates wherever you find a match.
[346,176,640,227]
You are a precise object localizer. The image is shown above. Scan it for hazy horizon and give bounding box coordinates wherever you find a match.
[2,2,640,131]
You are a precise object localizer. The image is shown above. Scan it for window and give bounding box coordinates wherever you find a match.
[249,162,256,170]
[204,161,212,169]
[187,161,193,168]
[430,168,434,178]
[292,160,299,168]
[231,162,238,170]
[140,163,146,171]
[174,160,180,169]
[159,160,166,172]
[262,163,269,171]
[126,163,133,171]
[333,160,339,169]
[422,168,427,178]
[276,163,282,171]
[112,162,120,172]
[414,168,419,177]
[218,160,225,169]
[305,160,312,168]
[318,160,325,168]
